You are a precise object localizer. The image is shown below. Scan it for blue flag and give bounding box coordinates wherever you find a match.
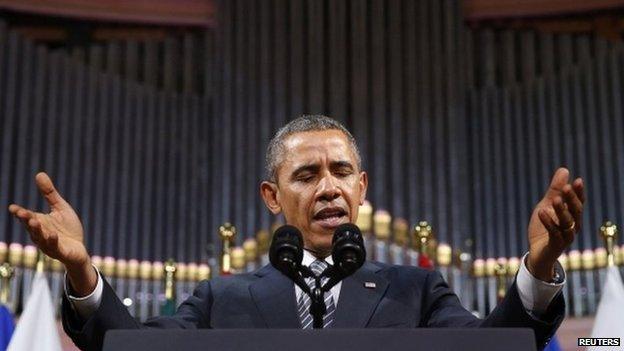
[0,305,14,351]
[543,336,562,351]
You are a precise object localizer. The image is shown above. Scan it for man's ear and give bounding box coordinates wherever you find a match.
[260,181,282,215]
[358,171,368,205]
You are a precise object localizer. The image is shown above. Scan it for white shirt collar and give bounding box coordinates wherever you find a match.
[302,249,334,266]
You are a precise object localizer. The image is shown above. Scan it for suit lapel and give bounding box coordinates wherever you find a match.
[332,262,389,328]
[249,265,300,328]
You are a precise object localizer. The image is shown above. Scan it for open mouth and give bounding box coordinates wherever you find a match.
[313,207,348,229]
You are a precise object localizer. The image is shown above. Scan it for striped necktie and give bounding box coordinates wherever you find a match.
[297,259,336,329]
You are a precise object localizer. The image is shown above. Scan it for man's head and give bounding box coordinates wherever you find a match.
[261,115,368,257]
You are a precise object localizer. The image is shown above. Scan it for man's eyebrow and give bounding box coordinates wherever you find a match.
[290,161,355,179]
[330,160,354,170]
[291,164,320,177]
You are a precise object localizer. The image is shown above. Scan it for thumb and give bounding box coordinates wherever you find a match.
[544,167,570,199]
[35,172,70,211]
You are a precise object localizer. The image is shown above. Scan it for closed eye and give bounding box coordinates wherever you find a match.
[291,164,320,183]
[330,161,355,177]
[335,169,353,177]
[297,175,315,183]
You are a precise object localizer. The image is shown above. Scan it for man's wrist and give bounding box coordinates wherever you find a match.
[66,260,98,297]
[527,253,556,282]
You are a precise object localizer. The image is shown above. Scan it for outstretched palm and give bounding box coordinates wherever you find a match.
[8,172,88,269]
[527,168,584,280]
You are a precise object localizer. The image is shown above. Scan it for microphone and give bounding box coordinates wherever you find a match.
[331,223,366,276]
[269,225,325,328]
[269,225,304,278]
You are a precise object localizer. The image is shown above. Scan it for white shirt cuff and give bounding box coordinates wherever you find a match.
[516,252,565,315]
[65,265,104,319]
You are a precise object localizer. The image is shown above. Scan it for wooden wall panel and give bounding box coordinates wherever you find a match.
[0,0,216,27]
[464,0,624,20]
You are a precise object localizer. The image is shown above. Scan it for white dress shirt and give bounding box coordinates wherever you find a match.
[67,252,564,320]
[294,250,342,305]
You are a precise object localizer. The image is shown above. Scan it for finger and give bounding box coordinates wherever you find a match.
[27,216,44,237]
[8,204,27,216]
[44,232,60,255]
[28,216,44,231]
[26,218,45,246]
[15,208,35,221]
[573,178,585,204]
[28,230,44,247]
[14,210,50,246]
[16,210,43,236]
[35,172,69,210]
[562,184,583,229]
[538,209,568,245]
[8,204,23,214]
[30,224,54,250]
[553,197,576,242]
[544,167,570,198]
[29,227,59,257]
[538,209,559,233]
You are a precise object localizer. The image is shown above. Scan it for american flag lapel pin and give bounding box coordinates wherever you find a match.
[364,282,376,289]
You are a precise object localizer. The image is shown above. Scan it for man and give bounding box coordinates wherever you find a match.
[9,115,584,351]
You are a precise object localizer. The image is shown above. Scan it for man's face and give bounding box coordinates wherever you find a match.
[261,130,368,256]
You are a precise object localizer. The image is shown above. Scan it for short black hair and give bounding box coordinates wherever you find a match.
[265,115,361,182]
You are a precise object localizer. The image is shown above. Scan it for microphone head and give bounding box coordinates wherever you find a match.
[269,225,304,276]
[332,223,366,275]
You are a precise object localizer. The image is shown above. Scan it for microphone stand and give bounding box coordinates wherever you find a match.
[274,260,326,328]
[270,223,365,329]
[298,265,345,329]
[297,266,325,329]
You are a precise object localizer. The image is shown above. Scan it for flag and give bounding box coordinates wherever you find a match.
[7,271,61,351]
[543,336,562,351]
[590,266,624,350]
[160,298,176,316]
[0,305,14,350]
[418,253,434,270]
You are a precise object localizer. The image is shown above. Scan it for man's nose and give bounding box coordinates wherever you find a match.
[317,175,341,201]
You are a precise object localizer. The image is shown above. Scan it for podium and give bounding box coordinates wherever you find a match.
[103,328,536,351]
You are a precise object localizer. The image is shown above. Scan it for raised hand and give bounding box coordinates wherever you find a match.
[8,172,96,295]
[527,167,585,281]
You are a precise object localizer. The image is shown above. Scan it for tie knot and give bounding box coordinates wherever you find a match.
[309,259,328,276]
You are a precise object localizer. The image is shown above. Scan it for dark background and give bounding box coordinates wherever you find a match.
[0,0,623,263]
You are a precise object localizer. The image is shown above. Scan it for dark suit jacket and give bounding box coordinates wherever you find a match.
[62,262,564,351]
